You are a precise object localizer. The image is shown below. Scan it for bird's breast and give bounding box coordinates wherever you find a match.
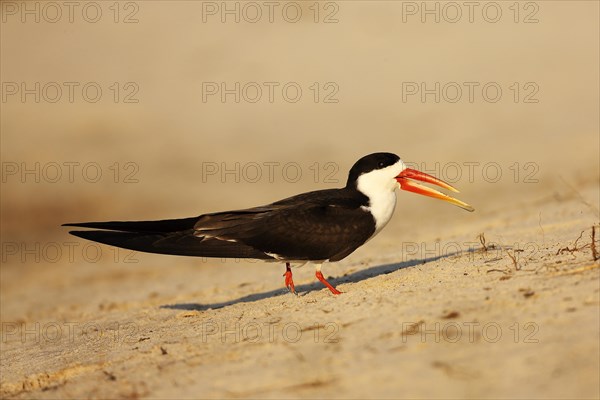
[362,190,397,235]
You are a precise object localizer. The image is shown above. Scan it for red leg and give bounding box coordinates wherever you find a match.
[283,263,297,295]
[315,270,342,295]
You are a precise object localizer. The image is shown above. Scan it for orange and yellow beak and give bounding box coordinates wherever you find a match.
[395,168,474,212]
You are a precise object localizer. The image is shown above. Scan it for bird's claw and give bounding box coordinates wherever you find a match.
[315,270,342,295]
[283,266,297,296]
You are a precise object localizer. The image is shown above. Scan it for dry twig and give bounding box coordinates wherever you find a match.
[506,249,519,271]
[556,230,587,255]
[478,233,488,252]
[591,225,598,261]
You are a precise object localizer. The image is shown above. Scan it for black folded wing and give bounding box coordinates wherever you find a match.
[65,188,375,262]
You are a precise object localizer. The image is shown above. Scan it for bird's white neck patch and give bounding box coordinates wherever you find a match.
[356,160,405,234]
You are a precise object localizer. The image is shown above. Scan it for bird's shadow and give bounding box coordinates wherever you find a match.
[160,250,461,312]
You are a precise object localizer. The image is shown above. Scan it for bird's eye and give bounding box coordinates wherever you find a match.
[378,162,385,168]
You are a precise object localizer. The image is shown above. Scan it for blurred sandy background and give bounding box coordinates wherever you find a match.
[1,1,599,399]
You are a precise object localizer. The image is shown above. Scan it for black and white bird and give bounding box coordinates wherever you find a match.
[64,153,474,295]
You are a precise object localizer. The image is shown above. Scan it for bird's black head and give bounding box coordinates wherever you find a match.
[346,153,401,188]
[345,152,475,212]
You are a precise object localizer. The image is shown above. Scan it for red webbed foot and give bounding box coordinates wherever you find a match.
[283,263,297,295]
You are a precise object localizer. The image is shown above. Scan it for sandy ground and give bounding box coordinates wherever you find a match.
[1,1,599,399]
[1,185,599,399]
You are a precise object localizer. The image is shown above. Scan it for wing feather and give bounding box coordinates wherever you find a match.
[193,189,375,261]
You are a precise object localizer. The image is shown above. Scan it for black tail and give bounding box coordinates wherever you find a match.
[62,216,201,233]
[64,216,271,259]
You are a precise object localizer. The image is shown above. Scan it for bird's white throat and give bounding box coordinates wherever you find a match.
[356,160,405,234]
